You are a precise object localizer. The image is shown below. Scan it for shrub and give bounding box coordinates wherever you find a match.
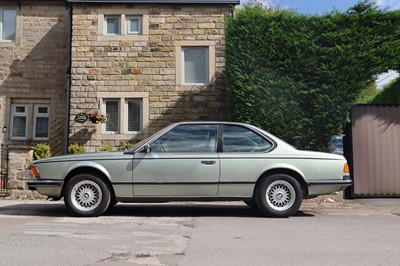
[68,144,86,154]
[118,142,134,151]
[33,143,51,160]
[99,145,115,152]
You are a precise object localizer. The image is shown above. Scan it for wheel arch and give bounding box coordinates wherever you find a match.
[62,167,116,200]
[255,168,309,196]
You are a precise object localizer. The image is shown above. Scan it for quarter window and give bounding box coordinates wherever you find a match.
[182,47,209,84]
[0,8,16,41]
[151,124,218,153]
[223,125,273,152]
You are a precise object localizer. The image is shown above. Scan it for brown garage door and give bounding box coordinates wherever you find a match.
[350,105,400,197]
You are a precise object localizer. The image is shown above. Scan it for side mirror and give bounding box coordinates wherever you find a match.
[144,144,151,153]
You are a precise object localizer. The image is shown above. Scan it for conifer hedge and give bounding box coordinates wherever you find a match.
[225,1,400,151]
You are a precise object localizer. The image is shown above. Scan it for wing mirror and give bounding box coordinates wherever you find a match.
[144,144,151,153]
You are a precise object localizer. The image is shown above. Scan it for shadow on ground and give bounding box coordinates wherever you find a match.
[0,201,314,218]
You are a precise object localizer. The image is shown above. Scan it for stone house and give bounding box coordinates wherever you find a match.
[0,0,238,198]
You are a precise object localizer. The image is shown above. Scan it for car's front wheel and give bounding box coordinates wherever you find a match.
[64,173,111,217]
[255,174,303,218]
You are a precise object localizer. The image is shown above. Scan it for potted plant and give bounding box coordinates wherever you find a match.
[89,111,108,124]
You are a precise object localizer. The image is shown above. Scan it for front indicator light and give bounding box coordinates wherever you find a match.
[31,166,40,179]
[344,163,350,174]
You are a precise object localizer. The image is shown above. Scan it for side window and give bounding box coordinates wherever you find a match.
[151,124,218,153]
[223,125,272,152]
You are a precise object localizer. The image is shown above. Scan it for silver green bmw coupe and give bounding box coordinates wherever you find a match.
[28,122,352,218]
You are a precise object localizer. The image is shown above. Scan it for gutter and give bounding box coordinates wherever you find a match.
[65,2,73,154]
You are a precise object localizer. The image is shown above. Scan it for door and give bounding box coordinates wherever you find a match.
[132,124,220,196]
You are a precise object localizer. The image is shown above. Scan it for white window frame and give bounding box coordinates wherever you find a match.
[33,104,50,140]
[182,47,209,85]
[10,103,28,140]
[126,16,142,35]
[98,9,149,41]
[0,7,17,41]
[103,99,120,134]
[125,98,143,133]
[102,97,144,135]
[175,41,216,89]
[104,16,121,35]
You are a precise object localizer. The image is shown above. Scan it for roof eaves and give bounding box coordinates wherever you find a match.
[66,0,240,5]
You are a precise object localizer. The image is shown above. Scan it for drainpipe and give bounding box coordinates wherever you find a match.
[65,2,73,154]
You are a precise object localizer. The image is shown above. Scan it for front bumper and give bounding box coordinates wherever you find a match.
[27,179,63,198]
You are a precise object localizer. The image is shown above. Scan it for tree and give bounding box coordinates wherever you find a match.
[225,0,400,151]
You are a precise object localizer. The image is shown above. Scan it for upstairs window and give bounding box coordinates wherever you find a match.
[0,8,16,41]
[126,16,142,35]
[105,16,120,35]
[182,47,209,85]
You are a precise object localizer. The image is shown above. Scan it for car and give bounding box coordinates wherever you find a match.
[28,122,352,218]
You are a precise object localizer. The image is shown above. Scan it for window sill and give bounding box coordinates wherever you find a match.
[98,34,148,42]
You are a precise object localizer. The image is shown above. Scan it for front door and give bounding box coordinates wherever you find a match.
[132,124,220,196]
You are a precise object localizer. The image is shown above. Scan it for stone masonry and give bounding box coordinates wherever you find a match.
[0,1,68,198]
[69,3,232,150]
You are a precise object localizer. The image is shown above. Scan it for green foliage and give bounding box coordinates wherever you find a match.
[118,142,134,151]
[33,144,51,160]
[99,145,115,152]
[68,144,86,154]
[226,1,400,151]
[369,77,400,104]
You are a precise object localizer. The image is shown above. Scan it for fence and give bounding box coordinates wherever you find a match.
[347,105,400,197]
[0,143,9,195]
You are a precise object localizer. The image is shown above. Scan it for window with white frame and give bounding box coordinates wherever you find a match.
[0,7,17,41]
[33,105,50,139]
[126,16,142,35]
[10,103,50,140]
[182,47,209,85]
[104,15,144,36]
[103,98,143,134]
[105,16,120,35]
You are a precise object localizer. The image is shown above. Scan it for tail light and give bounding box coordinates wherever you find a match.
[343,163,350,174]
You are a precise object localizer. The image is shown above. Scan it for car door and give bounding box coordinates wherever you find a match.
[132,124,220,196]
[218,124,274,197]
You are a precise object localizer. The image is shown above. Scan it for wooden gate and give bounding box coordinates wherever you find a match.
[347,105,400,197]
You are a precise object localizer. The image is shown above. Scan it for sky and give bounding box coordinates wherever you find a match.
[265,0,400,14]
[249,0,400,88]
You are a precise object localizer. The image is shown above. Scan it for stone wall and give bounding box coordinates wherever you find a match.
[0,1,68,155]
[70,3,232,150]
[0,1,68,198]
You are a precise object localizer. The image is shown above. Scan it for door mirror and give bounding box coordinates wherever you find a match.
[144,144,151,153]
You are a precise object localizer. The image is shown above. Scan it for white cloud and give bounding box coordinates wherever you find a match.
[376,0,400,10]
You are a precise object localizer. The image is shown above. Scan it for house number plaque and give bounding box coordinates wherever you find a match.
[74,113,89,123]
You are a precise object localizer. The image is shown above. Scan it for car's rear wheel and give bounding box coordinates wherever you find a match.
[255,174,303,218]
[64,173,111,217]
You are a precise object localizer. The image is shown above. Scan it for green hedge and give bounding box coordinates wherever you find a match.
[225,1,400,151]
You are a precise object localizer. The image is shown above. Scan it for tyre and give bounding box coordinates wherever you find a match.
[64,173,111,217]
[255,174,303,218]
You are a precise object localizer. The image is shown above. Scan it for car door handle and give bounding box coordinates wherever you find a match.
[201,160,216,165]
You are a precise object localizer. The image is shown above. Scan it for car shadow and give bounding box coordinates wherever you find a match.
[0,202,314,218]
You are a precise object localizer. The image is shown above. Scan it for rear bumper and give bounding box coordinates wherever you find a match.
[307,179,353,186]
[307,178,352,195]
